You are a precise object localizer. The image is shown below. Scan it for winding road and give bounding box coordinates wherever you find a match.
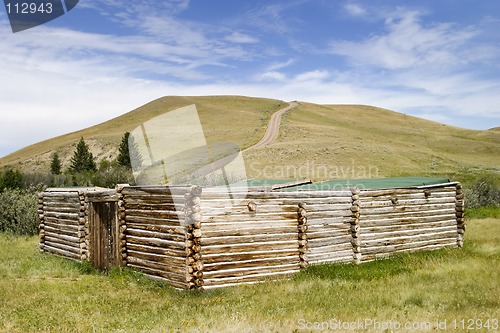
[243,101,298,152]
[181,101,298,180]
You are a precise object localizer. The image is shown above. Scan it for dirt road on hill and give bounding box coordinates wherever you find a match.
[244,101,298,151]
[182,101,298,180]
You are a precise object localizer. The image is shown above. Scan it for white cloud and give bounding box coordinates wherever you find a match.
[256,71,287,81]
[295,70,330,82]
[244,2,299,36]
[267,58,295,71]
[225,31,259,44]
[343,3,367,17]
[330,10,478,70]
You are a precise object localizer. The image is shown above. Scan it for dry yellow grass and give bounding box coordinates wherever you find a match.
[1,96,498,180]
[245,102,500,180]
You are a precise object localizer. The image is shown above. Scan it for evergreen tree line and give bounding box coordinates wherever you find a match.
[0,133,139,235]
[1,132,138,192]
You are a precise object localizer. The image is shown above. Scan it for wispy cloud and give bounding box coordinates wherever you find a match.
[267,58,295,71]
[330,9,479,70]
[343,2,367,17]
[255,71,287,82]
[243,1,302,36]
[225,31,259,44]
[295,70,330,82]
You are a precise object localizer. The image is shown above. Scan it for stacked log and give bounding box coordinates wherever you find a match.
[455,184,466,247]
[38,182,466,289]
[300,190,354,264]
[184,186,203,289]
[200,190,301,289]
[38,193,45,252]
[121,186,191,289]
[39,190,85,261]
[116,185,128,266]
[76,190,88,261]
[297,202,308,268]
[358,186,459,262]
[350,189,361,264]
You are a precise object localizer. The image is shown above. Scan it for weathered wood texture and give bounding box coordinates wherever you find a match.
[39,190,87,261]
[455,183,466,247]
[357,186,459,262]
[120,185,194,289]
[39,183,464,290]
[200,190,301,289]
[296,191,356,265]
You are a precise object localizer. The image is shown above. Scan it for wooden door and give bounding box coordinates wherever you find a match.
[89,201,119,271]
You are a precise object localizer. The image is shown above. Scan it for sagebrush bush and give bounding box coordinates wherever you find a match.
[0,187,39,235]
[464,175,500,209]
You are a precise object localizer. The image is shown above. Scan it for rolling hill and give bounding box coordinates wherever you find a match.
[0,95,499,181]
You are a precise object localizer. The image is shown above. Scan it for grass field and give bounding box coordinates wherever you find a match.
[0,215,498,332]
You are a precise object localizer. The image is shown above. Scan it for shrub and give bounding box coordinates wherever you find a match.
[0,169,23,190]
[464,174,500,209]
[92,162,135,188]
[0,187,40,235]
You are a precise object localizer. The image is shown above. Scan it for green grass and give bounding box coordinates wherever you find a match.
[1,217,499,332]
[466,206,500,220]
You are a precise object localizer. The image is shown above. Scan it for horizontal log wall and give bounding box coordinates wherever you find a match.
[120,186,194,290]
[358,186,459,262]
[296,190,355,265]
[200,190,301,289]
[38,183,464,289]
[39,190,87,261]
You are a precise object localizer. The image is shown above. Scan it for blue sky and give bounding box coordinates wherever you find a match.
[1,0,499,157]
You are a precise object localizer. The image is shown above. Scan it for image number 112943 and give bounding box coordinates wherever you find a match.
[5,2,53,14]
[3,0,79,33]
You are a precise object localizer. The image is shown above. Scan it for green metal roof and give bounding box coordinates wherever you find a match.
[282,177,451,191]
[221,177,452,191]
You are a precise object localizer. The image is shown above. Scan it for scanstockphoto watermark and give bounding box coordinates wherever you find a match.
[297,318,433,331]
[297,318,499,331]
[248,160,380,180]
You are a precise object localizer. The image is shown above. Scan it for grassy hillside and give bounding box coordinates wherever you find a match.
[246,102,500,180]
[0,96,286,174]
[1,96,498,181]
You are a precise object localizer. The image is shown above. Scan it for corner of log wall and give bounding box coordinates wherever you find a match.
[455,183,465,248]
[116,185,128,266]
[184,185,204,290]
[79,190,89,261]
[350,188,361,264]
[297,202,308,269]
[38,193,45,253]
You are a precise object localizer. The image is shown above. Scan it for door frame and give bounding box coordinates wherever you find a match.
[88,196,120,271]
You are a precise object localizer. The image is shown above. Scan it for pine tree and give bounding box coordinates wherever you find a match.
[0,169,23,190]
[69,138,97,173]
[129,134,143,169]
[50,152,62,175]
[117,132,131,167]
[117,132,142,169]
